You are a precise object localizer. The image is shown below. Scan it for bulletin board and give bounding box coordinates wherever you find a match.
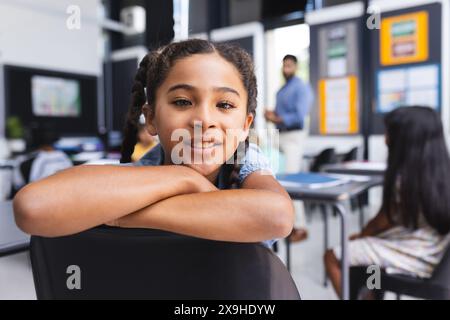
[309,18,363,135]
[370,3,442,134]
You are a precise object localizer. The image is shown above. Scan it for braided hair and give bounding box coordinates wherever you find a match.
[120,39,258,189]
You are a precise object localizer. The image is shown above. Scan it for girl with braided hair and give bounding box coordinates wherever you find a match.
[13,39,294,247]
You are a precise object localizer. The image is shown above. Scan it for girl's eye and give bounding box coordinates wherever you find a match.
[217,102,236,110]
[173,99,192,107]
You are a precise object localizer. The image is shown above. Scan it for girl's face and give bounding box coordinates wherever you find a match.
[144,53,254,182]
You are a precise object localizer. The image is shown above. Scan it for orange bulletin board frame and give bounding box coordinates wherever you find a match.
[380,11,429,66]
[319,75,358,135]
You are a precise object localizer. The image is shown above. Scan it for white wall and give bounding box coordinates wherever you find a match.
[0,0,101,75]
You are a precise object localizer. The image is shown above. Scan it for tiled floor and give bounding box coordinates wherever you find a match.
[0,203,398,300]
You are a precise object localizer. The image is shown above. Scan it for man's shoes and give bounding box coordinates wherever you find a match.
[288,228,308,242]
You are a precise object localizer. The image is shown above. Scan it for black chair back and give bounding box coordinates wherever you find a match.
[30,226,300,300]
[341,147,358,162]
[310,148,337,172]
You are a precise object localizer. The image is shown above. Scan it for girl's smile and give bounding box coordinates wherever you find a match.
[182,138,223,163]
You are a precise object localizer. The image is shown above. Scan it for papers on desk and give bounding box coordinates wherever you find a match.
[72,151,105,162]
[84,158,121,166]
[0,159,16,167]
[277,173,371,189]
[340,161,386,171]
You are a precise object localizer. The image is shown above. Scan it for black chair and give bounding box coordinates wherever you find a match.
[30,226,300,300]
[309,148,338,173]
[19,155,37,185]
[341,147,359,162]
[350,244,450,300]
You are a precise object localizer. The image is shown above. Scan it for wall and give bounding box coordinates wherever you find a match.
[188,0,209,34]
[0,0,101,75]
[230,0,262,25]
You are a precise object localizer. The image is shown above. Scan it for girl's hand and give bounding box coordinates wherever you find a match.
[349,233,363,241]
[105,206,154,229]
[183,165,219,193]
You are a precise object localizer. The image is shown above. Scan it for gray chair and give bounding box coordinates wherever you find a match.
[30,226,300,300]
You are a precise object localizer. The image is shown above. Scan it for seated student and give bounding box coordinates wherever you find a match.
[324,106,450,299]
[131,122,158,162]
[13,124,73,190]
[13,39,294,249]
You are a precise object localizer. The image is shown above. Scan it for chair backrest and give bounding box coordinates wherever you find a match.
[342,147,359,162]
[380,244,450,300]
[30,226,300,300]
[19,155,37,185]
[429,243,450,290]
[310,148,337,172]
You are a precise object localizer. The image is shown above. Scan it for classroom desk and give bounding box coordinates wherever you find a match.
[277,173,383,300]
[322,161,386,177]
[0,201,29,256]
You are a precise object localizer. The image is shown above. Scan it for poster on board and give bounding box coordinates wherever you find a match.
[319,76,358,134]
[377,64,439,112]
[380,11,429,66]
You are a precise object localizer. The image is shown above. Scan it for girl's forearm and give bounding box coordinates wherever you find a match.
[115,189,295,242]
[13,164,211,237]
[361,210,392,237]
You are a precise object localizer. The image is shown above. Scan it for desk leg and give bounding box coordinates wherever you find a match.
[358,195,365,230]
[285,237,291,272]
[320,204,329,287]
[334,202,350,300]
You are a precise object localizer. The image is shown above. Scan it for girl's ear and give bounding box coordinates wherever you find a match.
[240,113,254,142]
[142,104,158,136]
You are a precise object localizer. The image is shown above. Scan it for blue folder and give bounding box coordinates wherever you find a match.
[276,173,347,189]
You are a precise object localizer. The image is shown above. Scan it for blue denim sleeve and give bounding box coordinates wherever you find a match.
[238,143,274,184]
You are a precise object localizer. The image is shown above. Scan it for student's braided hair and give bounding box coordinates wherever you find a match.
[120,39,257,189]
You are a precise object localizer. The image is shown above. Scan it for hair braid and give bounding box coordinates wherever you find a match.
[120,55,152,163]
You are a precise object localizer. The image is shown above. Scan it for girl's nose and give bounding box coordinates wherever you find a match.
[189,103,218,130]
